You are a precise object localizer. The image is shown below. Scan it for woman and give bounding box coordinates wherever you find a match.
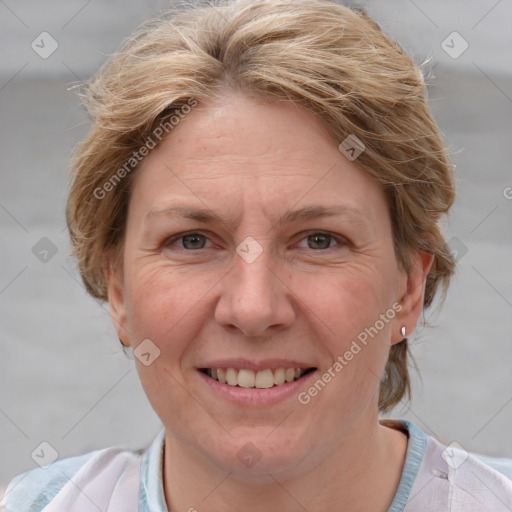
[3,0,511,510]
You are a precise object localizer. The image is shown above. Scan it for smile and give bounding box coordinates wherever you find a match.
[199,367,317,389]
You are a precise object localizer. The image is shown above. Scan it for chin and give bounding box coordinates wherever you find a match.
[199,425,317,482]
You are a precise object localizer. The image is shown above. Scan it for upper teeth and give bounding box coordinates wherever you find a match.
[207,368,306,388]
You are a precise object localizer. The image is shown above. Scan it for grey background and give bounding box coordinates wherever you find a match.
[1,0,511,493]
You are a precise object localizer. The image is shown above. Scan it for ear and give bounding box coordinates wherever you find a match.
[392,249,434,345]
[104,256,130,347]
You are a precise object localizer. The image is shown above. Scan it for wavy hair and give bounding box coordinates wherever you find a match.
[66,0,456,412]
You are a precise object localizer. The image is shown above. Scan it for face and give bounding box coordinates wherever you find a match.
[108,91,428,481]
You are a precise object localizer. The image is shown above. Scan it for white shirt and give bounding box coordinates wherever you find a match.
[2,419,512,511]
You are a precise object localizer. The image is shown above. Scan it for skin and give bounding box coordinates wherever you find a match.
[107,91,433,512]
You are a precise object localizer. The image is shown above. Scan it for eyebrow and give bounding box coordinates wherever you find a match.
[145,203,366,227]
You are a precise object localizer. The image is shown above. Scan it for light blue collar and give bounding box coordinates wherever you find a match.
[138,420,427,512]
[386,420,428,512]
[139,429,167,512]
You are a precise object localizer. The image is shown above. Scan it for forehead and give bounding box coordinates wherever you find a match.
[158,93,334,172]
[129,92,388,228]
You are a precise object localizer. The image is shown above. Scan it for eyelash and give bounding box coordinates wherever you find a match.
[162,230,348,252]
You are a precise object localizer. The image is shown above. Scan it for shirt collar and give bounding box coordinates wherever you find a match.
[138,420,428,512]
[382,419,428,512]
[139,429,167,512]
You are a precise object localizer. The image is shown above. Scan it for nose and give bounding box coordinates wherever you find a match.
[214,247,296,337]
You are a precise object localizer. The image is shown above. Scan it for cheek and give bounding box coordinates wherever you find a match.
[299,261,398,408]
[299,262,397,344]
[124,263,219,353]
[123,264,219,427]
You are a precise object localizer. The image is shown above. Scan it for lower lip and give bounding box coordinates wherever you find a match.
[197,370,317,406]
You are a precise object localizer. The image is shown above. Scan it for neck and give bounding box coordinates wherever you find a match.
[162,416,408,512]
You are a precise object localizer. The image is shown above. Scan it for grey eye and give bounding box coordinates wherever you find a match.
[181,233,207,250]
[307,233,335,250]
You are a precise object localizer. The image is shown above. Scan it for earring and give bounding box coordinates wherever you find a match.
[400,326,406,337]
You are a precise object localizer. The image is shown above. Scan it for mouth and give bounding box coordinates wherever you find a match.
[198,367,317,389]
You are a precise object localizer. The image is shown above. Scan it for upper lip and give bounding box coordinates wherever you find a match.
[197,359,317,372]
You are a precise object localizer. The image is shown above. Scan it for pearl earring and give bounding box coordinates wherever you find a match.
[400,326,406,337]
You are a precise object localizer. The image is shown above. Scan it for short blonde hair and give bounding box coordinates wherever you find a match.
[66,0,456,412]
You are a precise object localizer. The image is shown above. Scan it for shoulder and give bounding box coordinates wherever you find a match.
[1,445,143,512]
[408,427,512,512]
[1,451,99,512]
[472,453,512,481]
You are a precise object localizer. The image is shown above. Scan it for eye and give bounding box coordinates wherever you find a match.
[297,231,345,250]
[162,230,347,252]
[164,232,211,250]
